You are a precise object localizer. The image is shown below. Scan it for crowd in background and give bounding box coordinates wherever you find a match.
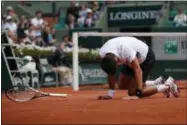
[173,8,187,27]
[2,6,74,53]
[65,1,104,29]
[1,1,108,51]
[2,1,187,48]
[2,6,57,47]
[64,1,127,29]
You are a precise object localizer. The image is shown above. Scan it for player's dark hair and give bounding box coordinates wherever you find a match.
[100,53,117,75]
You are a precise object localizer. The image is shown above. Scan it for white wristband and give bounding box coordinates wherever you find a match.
[108,89,115,97]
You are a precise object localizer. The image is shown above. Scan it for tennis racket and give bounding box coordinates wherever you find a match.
[5,85,67,102]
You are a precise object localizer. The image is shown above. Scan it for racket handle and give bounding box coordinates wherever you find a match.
[49,93,67,97]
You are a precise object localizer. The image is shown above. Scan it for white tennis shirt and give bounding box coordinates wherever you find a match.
[31,17,44,37]
[100,37,149,64]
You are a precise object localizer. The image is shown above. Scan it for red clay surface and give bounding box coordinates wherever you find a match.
[2,81,187,124]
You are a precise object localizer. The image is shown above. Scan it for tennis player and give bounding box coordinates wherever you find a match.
[98,36,180,100]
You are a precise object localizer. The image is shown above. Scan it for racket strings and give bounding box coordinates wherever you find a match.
[6,85,67,102]
[6,86,36,102]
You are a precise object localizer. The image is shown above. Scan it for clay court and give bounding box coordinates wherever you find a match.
[2,81,187,124]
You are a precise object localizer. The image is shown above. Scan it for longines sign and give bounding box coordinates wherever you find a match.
[109,11,160,20]
[108,5,162,27]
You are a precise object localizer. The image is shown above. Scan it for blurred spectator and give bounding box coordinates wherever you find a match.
[17,15,29,43]
[92,9,100,21]
[31,10,47,46]
[79,4,89,17]
[4,16,17,42]
[51,35,73,67]
[4,16,17,33]
[18,15,29,31]
[62,36,72,45]
[77,15,85,28]
[17,31,32,45]
[91,1,101,21]
[2,14,7,31]
[66,1,79,20]
[60,35,73,51]
[17,28,26,44]
[51,28,56,39]
[92,1,99,12]
[52,41,73,86]
[52,66,73,87]
[25,24,36,42]
[27,18,32,26]
[84,9,95,28]
[65,14,78,29]
[174,9,187,27]
[42,26,55,46]
[31,10,45,37]
[77,3,91,28]
[6,6,19,24]
[35,36,45,47]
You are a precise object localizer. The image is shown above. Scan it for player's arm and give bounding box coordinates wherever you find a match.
[123,58,142,100]
[130,57,143,97]
[108,75,116,90]
[98,50,117,100]
[98,75,116,100]
[121,46,143,98]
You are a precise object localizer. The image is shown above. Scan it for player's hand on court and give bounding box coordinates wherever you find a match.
[122,96,139,100]
[98,95,112,100]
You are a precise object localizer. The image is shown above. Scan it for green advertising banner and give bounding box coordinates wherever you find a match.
[2,60,186,90]
[78,60,187,85]
[79,64,107,84]
[150,60,187,80]
[108,5,162,27]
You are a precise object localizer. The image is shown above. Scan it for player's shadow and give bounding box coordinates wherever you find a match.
[90,96,187,101]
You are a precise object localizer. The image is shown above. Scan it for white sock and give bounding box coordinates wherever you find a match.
[145,76,164,86]
[156,84,169,92]
[145,80,155,86]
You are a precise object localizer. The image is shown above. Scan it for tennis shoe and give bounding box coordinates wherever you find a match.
[154,76,170,98]
[164,77,180,98]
